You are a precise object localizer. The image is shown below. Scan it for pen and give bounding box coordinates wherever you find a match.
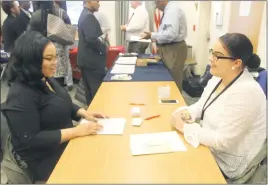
[145,115,160,120]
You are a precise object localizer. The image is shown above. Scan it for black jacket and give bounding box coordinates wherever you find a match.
[77,8,107,70]
[2,15,25,52]
[19,9,32,32]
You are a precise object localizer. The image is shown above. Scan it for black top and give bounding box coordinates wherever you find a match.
[2,15,25,52]
[77,8,106,70]
[1,78,81,162]
[18,9,32,32]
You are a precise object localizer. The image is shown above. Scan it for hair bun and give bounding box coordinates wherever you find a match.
[246,54,261,69]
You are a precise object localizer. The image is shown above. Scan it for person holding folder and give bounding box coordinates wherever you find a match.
[142,0,188,91]
[120,1,149,54]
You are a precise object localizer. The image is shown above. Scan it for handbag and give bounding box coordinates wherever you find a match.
[47,9,76,45]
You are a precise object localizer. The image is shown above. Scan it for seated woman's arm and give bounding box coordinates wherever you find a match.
[5,95,98,149]
[183,91,263,152]
[71,103,82,121]
[174,77,219,120]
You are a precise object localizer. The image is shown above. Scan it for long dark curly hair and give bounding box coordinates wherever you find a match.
[3,31,51,91]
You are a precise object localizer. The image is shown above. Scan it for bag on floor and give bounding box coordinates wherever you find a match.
[183,65,212,97]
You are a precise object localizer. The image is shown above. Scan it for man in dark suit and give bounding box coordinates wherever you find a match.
[18,1,32,31]
[77,0,107,105]
[1,1,24,53]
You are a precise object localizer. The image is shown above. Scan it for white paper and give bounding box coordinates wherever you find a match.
[115,57,137,65]
[131,118,143,126]
[111,64,135,74]
[117,57,137,61]
[111,74,132,81]
[239,1,251,16]
[129,36,151,43]
[80,118,126,135]
[130,131,187,156]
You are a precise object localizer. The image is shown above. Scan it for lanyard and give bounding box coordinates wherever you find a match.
[127,13,135,25]
[160,13,165,24]
[200,71,244,121]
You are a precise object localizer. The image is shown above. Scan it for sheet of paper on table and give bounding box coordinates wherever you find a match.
[129,36,151,43]
[111,74,132,81]
[111,64,136,74]
[115,56,137,65]
[130,131,187,156]
[80,118,126,135]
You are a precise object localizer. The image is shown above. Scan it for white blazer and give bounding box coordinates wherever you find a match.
[177,69,266,179]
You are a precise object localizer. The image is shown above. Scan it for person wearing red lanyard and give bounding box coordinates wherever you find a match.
[171,33,266,182]
[120,1,149,54]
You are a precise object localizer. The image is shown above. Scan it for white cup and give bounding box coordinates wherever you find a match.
[158,85,170,99]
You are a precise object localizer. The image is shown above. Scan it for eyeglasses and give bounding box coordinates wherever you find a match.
[43,56,57,62]
[209,49,237,61]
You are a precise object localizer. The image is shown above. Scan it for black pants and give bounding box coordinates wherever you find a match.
[80,68,105,105]
[27,143,67,181]
[128,42,149,54]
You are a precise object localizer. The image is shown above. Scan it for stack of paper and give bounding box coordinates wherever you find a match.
[129,36,151,43]
[80,118,126,135]
[111,74,132,81]
[111,64,135,74]
[130,131,187,156]
[115,57,137,65]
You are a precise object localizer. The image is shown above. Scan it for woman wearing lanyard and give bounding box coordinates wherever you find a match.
[171,33,266,182]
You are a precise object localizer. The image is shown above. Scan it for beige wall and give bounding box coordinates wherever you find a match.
[194,2,211,74]
[209,1,232,48]
[98,1,116,46]
[194,1,265,74]
[1,7,8,26]
[257,2,266,68]
[228,1,265,52]
[193,1,232,75]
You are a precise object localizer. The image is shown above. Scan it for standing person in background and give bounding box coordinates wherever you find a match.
[30,1,72,88]
[142,0,188,91]
[53,1,74,91]
[56,1,67,11]
[94,11,111,46]
[77,0,107,105]
[1,1,24,53]
[120,1,149,54]
[18,1,32,32]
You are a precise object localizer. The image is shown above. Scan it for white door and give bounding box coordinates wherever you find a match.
[194,1,212,75]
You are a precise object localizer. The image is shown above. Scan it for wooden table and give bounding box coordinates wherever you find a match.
[47,82,226,184]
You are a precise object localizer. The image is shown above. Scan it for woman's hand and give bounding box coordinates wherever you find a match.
[171,110,186,133]
[84,112,109,122]
[171,107,194,133]
[75,122,103,136]
[77,108,109,122]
